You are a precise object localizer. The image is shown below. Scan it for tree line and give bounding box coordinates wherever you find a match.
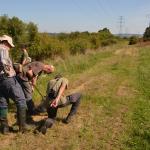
[0,15,121,61]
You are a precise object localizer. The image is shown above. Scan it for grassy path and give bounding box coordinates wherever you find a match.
[0,44,150,150]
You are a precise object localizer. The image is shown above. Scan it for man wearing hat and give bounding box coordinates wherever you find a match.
[0,35,28,134]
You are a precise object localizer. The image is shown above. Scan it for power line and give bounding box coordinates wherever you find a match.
[96,0,112,18]
[118,16,125,35]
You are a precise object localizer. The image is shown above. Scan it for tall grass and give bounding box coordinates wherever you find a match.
[33,50,112,102]
[125,47,150,150]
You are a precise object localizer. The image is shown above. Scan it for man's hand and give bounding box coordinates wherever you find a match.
[50,99,58,108]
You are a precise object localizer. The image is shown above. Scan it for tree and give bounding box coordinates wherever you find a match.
[0,15,9,35]
[129,36,138,45]
[27,22,38,42]
[98,28,113,40]
[143,27,150,41]
[8,16,26,43]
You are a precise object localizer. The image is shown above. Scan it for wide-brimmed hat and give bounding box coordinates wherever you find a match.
[0,35,15,47]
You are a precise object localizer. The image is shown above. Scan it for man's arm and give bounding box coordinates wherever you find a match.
[30,75,38,91]
[21,58,27,65]
[51,83,66,107]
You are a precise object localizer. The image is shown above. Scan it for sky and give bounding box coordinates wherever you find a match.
[0,0,150,34]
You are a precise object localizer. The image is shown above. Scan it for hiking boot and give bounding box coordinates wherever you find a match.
[0,108,9,134]
[62,115,72,124]
[1,119,9,134]
[37,118,54,135]
[40,125,47,135]
[17,107,31,133]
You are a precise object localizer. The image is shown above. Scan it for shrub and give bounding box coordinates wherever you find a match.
[90,36,100,49]
[101,38,117,47]
[129,36,138,45]
[143,27,150,41]
[70,40,87,55]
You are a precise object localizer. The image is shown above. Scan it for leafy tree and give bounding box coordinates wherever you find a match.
[98,28,113,41]
[27,22,38,42]
[0,15,9,35]
[129,36,138,45]
[8,16,26,43]
[143,27,150,41]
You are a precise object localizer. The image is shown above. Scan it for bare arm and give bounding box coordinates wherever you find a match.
[31,75,38,86]
[51,83,66,107]
[21,58,27,65]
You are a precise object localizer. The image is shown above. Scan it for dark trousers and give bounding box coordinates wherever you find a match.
[0,77,27,132]
[0,77,26,109]
[47,93,81,119]
[16,76,36,116]
[16,76,32,101]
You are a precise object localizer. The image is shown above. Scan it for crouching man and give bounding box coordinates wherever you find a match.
[37,75,82,134]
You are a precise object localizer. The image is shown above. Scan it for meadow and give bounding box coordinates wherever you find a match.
[0,42,150,150]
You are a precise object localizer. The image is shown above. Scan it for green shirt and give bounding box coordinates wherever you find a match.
[46,77,69,106]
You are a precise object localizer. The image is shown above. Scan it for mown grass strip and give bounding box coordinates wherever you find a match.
[124,47,150,150]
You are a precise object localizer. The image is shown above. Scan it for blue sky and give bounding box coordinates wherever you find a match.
[0,0,150,34]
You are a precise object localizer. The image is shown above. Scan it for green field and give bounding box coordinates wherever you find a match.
[0,43,150,150]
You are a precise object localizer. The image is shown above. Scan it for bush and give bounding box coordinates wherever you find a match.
[129,36,138,45]
[70,40,87,55]
[90,36,100,49]
[101,38,117,47]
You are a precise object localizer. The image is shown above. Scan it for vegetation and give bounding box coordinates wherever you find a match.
[143,26,150,41]
[0,15,121,61]
[0,36,149,149]
[124,47,150,150]
[129,36,138,45]
[0,15,150,150]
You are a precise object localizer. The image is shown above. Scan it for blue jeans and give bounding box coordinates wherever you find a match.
[0,77,26,109]
[16,76,32,101]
